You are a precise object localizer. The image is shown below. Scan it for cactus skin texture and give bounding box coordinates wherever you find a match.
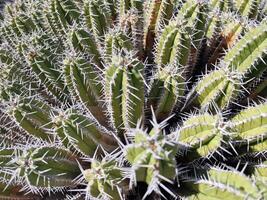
[125,120,177,198]
[0,0,266,199]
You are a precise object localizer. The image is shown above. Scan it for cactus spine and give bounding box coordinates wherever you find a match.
[0,0,266,199]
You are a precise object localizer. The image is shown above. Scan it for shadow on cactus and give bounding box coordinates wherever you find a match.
[0,0,267,199]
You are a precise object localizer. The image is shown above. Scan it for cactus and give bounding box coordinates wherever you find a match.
[173,113,225,159]
[186,167,267,200]
[81,153,125,199]
[0,0,266,199]
[125,118,177,198]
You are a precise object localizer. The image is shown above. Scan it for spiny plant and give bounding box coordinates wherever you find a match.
[0,0,267,199]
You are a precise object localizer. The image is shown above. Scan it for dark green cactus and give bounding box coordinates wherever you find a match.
[0,0,266,199]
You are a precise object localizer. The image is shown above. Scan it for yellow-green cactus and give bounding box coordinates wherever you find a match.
[0,0,266,199]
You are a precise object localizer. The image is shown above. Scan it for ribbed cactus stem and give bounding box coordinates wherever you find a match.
[83,158,124,199]
[0,0,266,199]
[223,20,267,76]
[84,0,109,42]
[70,29,103,68]
[188,168,264,199]
[105,54,144,137]
[173,113,225,158]
[155,21,191,69]
[125,122,177,197]
[148,67,185,122]
[66,57,108,127]
[55,110,118,156]
[186,68,240,110]
[143,0,174,55]
[230,102,267,144]
[7,98,55,142]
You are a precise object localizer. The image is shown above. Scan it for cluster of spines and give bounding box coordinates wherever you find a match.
[124,120,178,198]
[186,167,266,200]
[0,0,266,199]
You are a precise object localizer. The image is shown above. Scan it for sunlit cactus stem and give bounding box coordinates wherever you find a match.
[0,0,266,199]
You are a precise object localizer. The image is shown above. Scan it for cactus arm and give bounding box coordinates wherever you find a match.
[105,64,124,133]
[188,168,263,199]
[50,0,68,30]
[173,114,223,158]
[70,61,98,107]
[27,53,69,102]
[121,61,145,128]
[63,60,75,98]
[253,161,267,180]
[69,58,108,126]
[1,147,80,189]
[85,0,108,40]
[24,147,80,188]
[143,0,174,54]
[54,124,70,149]
[14,14,36,33]
[237,0,261,19]
[143,0,161,53]
[105,0,118,21]
[104,31,133,63]
[158,28,186,66]
[249,139,267,153]
[155,23,176,66]
[194,134,222,157]
[230,103,267,144]
[147,77,165,111]
[148,69,185,121]
[155,22,191,70]
[191,2,209,49]
[83,1,92,30]
[119,0,131,17]
[44,8,60,36]
[130,0,144,53]
[176,0,198,21]
[246,55,267,82]
[84,159,123,199]
[31,56,66,93]
[53,0,80,28]
[61,118,98,156]
[9,18,22,37]
[216,80,236,109]
[155,75,184,121]
[178,114,218,146]
[153,0,174,36]
[60,112,117,156]
[71,29,103,68]
[223,21,267,75]
[9,105,53,142]
[105,56,144,134]
[207,21,243,67]
[189,69,235,110]
[125,127,177,197]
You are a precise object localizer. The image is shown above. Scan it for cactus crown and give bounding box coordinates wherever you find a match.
[0,0,267,199]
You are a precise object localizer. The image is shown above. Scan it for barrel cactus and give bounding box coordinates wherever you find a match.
[0,0,266,199]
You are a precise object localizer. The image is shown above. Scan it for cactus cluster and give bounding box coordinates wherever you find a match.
[0,0,267,199]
